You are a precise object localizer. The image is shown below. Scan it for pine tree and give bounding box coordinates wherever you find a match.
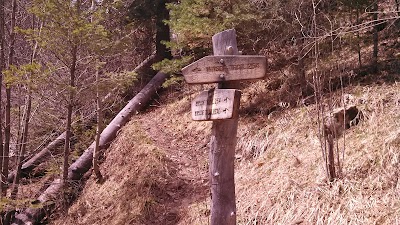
[127,0,172,60]
[27,0,110,187]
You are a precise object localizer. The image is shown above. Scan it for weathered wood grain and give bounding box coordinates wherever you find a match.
[209,29,239,225]
[191,89,240,121]
[182,55,267,84]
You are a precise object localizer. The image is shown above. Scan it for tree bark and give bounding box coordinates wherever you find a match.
[4,93,32,225]
[11,93,32,199]
[10,14,38,201]
[63,0,81,186]
[372,1,378,72]
[93,63,103,182]
[2,0,17,196]
[395,0,400,27]
[12,71,168,225]
[155,0,172,60]
[0,0,5,198]
[326,134,336,182]
[356,6,362,68]
[63,43,77,184]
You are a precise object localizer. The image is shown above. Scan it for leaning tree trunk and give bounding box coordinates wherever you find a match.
[7,132,65,183]
[12,71,168,225]
[7,53,157,183]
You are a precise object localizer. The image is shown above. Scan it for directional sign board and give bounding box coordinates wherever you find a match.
[192,89,241,121]
[182,55,267,84]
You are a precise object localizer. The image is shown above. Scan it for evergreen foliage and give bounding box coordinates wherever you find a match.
[127,0,166,21]
[0,0,398,223]
[27,0,110,66]
[166,0,264,57]
[3,63,45,89]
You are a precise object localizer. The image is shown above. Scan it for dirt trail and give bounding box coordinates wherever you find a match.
[137,109,210,224]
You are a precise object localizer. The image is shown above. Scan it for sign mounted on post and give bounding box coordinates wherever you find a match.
[182,55,267,84]
[191,89,241,121]
[181,29,268,225]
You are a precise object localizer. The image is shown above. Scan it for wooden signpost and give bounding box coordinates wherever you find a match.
[182,29,267,225]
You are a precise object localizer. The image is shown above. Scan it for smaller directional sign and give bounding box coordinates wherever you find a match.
[191,89,241,121]
[182,55,267,84]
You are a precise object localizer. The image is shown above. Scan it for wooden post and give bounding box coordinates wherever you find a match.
[182,29,266,224]
[209,29,239,225]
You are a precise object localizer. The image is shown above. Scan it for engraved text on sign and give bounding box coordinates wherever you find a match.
[182,55,267,84]
[191,89,241,121]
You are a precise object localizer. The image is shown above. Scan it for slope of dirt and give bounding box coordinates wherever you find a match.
[51,88,212,225]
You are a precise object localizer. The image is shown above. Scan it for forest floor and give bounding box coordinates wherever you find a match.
[48,28,400,224]
[51,74,400,224]
[51,86,213,225]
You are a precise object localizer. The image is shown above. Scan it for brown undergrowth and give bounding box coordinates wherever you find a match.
[51,78,399,225]
[233,83,400,224]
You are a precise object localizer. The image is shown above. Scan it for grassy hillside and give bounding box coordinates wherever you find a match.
[51,76,399,224]
[49,3,399,223]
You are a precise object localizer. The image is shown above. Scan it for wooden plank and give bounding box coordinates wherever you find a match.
[182,55,267,84]
[191,89,240,121]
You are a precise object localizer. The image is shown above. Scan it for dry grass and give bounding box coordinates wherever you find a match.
[183,82,400,224]
[50,79,399,225]
[52,121,183,225]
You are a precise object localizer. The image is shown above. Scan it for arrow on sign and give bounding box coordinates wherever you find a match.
[191,89,241,121]
[182,55,267,84]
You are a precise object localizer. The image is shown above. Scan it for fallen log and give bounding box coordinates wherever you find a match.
[12,71,168,225]
[7,132,66,183]
[7,54,157,183]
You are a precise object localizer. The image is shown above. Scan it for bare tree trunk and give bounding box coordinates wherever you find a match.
[93,63,103,182]
[63,44,77,184]
[356,6,362,68]
[10,13,38,201]
[4,93,32,225]
[395,0,400,27]
[326,134,336,182]
[10,93,31,199]
[372,1,378,72]
[2,0,17,196]
[90,0,103,183]
[0,0,5,198]
[3,81,11,196]
[12,71,168,225]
